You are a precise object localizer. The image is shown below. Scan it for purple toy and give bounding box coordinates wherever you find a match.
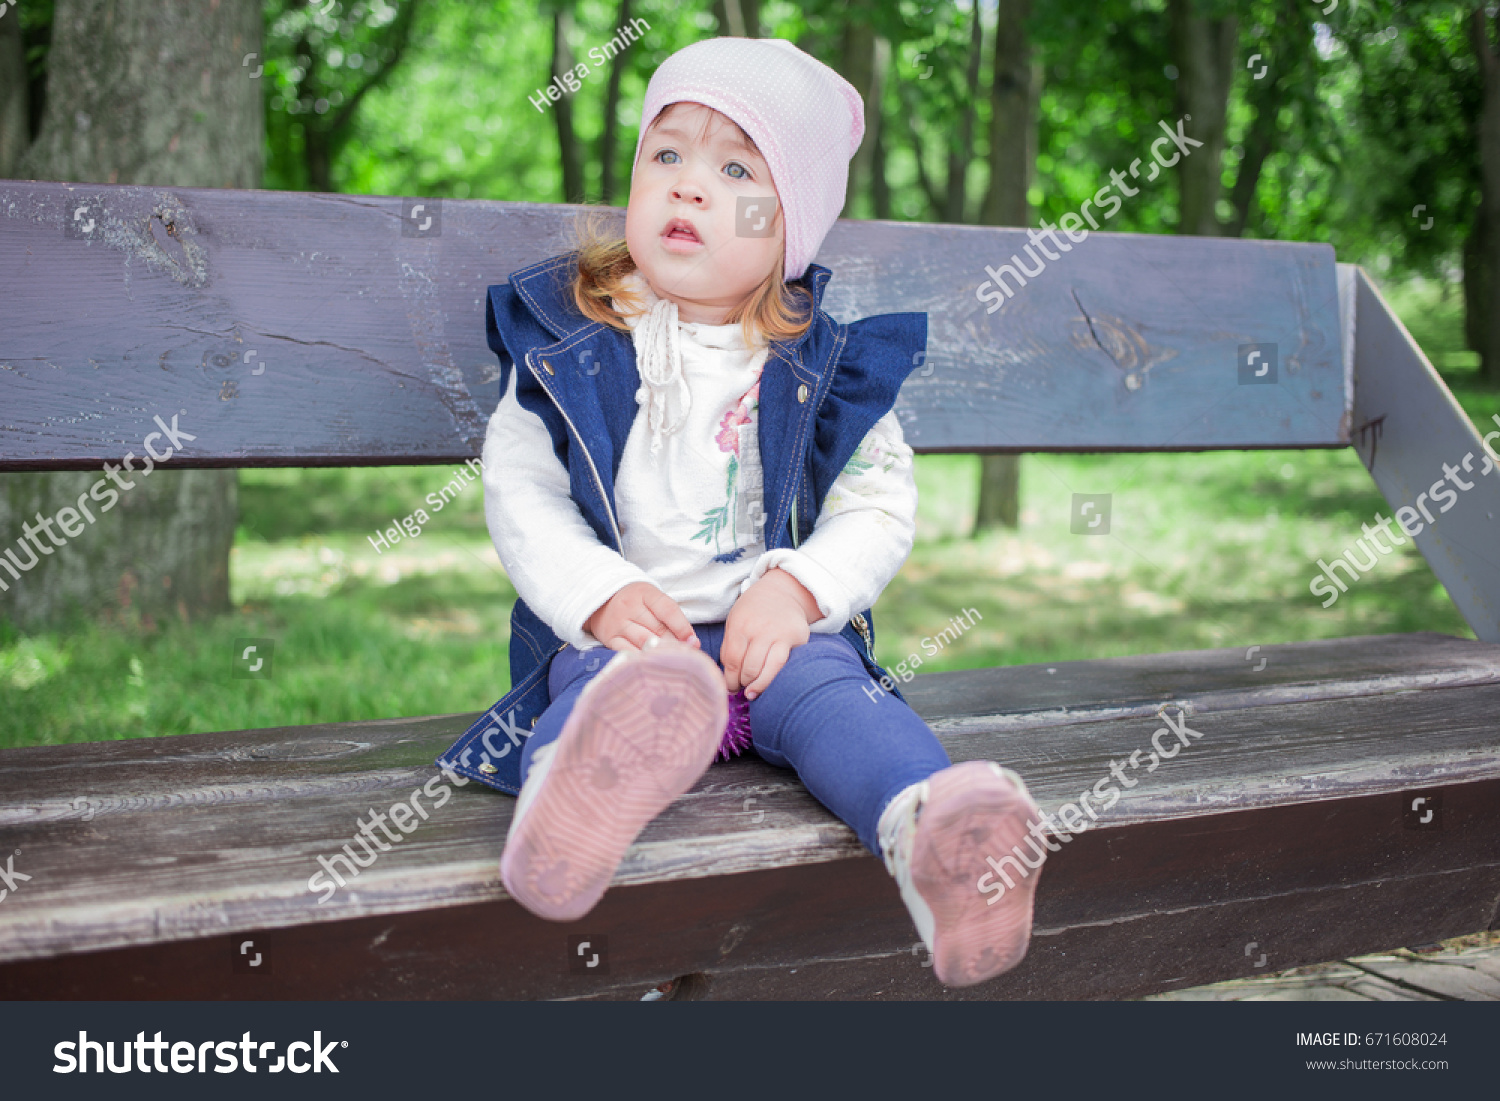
[718,689,754,760]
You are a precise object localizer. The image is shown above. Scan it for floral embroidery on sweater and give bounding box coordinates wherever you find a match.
[693,378,761,561]
[841,426,898,477]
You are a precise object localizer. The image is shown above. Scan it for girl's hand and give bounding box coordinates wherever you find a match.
[722,568,820,699]
[585,581,701,652]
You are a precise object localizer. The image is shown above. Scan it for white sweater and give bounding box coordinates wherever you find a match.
[481,277,918,651]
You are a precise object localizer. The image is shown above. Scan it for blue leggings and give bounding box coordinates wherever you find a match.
[518,622,952,855]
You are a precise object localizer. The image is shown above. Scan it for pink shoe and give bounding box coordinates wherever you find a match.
[878,760,1045,987]
[499,638,728,922]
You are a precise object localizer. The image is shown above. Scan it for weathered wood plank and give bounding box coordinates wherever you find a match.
[4,631,1494,812]
[0,182,1348,469]
[0,632,1495,968]
[1346,266,1500,643]
[900,629,1500,727]
[2,779,1495,1000]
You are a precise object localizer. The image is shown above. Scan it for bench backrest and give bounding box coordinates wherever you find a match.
[2,180,1496,642]
[1,181,1346,466]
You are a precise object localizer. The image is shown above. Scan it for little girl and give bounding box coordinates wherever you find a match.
[438,36,1045,988]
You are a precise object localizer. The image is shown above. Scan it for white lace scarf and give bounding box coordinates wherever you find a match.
[617,270,693,455]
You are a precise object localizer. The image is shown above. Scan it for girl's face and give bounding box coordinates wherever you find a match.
[625,102,784,326]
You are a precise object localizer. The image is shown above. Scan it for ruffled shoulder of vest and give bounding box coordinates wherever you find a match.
[824,310,930,410]
[800,310,929,502]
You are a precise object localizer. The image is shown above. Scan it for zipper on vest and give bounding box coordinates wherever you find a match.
[525,352,624,553]
[850,611,876,662]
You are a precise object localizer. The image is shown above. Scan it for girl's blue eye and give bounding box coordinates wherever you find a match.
[654,149,752,180]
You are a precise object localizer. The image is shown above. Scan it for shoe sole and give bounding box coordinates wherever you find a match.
[912,761,1044,987]
[499,645,727,923]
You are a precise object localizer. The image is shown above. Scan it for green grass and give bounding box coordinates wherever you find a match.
[0,533,515,749]
[1380,276,1481,376]
[1,277,1495,748]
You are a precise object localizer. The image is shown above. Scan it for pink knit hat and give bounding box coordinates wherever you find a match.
[631,37,866,283]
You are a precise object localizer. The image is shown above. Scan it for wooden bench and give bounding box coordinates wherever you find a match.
[1,181,1497,1000]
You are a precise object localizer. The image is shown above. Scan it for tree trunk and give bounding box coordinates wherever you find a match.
[290,1,419,194]
[2,0,260,635]
[974,0,1036,532]
[870,39,893,221]
[18,0,261,187]
[713,0,760,39]
[0,5,27,176]
[1471,6,1500,386]
[1225,0,1313,239]
[1463,210,1488,367]
[1169,0,1236,236]
[1223,94,1274,238]
[552,8,584,204]
[840,13,881,220]
[946,4,986,223]
[599,0,633,204]
[898,74,944,218]
[979,0,1034,227]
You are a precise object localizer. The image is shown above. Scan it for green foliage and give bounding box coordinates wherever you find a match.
[265,0,798,202]
[1381,275,1481,375]
[1028,1,1180,233]
[1335,1,1482,280]
[235,463,488,542]
[248,0,1490,306]
[261,0,427,192]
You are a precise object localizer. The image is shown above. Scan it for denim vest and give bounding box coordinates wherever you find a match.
[436,251,928,795]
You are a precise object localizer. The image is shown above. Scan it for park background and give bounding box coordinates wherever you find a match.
[1,0,1496,747]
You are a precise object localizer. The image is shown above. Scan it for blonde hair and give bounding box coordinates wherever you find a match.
[563,104,815,348]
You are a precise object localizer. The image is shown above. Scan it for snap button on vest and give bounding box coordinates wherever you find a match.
[796,383,809,403]
[543,359,555,375]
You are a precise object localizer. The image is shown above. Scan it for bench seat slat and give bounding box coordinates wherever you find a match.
[4,631,1493,810]
[1,767,1495,1000]
[0,632,1495,978]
